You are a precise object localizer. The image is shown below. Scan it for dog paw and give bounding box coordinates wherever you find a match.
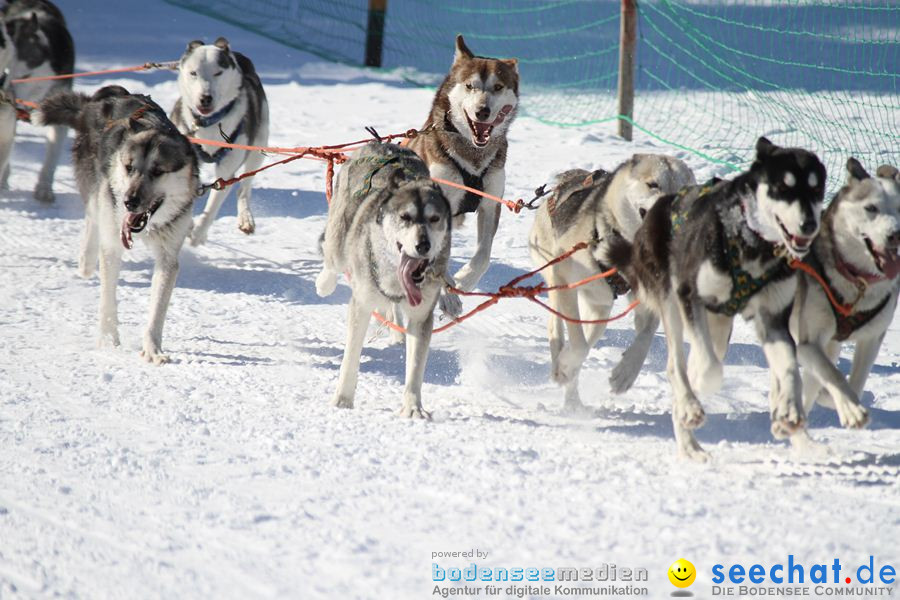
[332,394,354,409]
[551,346,582,385]
[78,259,96,279]
[770,400,805,439]
[237,211,255,235]
[140,350,170,365]
[679,441,711,463]
[97,328,120,348]
[837,400,869,429]
[609,354,642,394]
[315,269,337,297]
[687,352,723,395]
[398,404,431,419]
[790,429,833,460]
[438,291,462,319]
[33,182,54,203]
[674,396,706,430]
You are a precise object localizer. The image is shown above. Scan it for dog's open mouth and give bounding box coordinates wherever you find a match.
[465,104,514,148]
[397,243,430,307]
[120,198,164,250]
[864,236,900,279]
[775,216,812,256]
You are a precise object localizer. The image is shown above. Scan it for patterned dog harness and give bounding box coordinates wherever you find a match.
[671,179,790,317]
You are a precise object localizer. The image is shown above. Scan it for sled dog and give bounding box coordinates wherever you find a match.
[171,37,269,245]
[2,0,75,201]
[406,35,518,315]
[790,159,900,449]
[529,154,695,411]
[316,142,452,418]
[37,85,199,364]
[610,137,826,459]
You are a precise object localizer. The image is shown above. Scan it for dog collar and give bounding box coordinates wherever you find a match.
[193,118,245,164]
[191,96,238,129]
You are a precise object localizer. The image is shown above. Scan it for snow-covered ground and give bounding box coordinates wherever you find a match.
[1,1,898,599]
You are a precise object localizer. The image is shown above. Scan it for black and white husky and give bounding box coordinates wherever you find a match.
[611,137,827,460]
[529,154,695,411]
[171,37,269,245]
[407,35,518,316]
[2,0,75,202]
[315,143,452,418]
[790,159,900,450]
[37,85,199,364]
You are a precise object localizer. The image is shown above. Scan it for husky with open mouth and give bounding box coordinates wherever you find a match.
[316,142,452,418]
[36,85,199,364]
[790,159,900,451]
[406,35,518,317]
[529,154,695,412]
[171,37,269,246]
[609,137,827,460]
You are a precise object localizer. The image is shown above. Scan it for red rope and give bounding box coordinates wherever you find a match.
[789,258,855,317]
[11,61,178,84]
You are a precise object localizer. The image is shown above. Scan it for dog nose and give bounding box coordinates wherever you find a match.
[799,218,818,236]
[475,106,490,121]
[199,94,213,107]
[415,237,431,255]
[124,196,140,212]
[888,230,900,248]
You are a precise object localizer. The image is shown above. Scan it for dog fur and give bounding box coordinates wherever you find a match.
[406,35,518,317]
[171,36,269,245]
[0,15,18,194]
[610,137,827,460]
[2,0,75,202]
[529,154,695,411]
[37,85,199,364]
[790,159,900,451]
[315,142,452,418]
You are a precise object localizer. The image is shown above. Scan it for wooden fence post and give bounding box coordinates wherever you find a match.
[365,0,388,67]
[617,0,636,141]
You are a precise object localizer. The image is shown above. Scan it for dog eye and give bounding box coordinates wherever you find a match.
[151,168,164,178]
[189,71,197,77]
[400,214,413,222]
[214,71,223,77]
[865,204,878,214]
[646,182,659,189]
[429,215,440,223]
[493,83,503,92]
[465,83,474,91]
[124,164,133,173]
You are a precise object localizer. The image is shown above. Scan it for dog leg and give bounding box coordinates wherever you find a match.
[315,267,337,297]
[332,296,371,409]
[79,204,99,278]
[140,242,180,365]
[796,341,866,429]
[709,312,733,363]
[0,111,15,194]
[97,245,123,348]
[789,362,831,456]
[34,124,66,203]
[686,304,724,395]
[190,184,233,246]
[399,309,434,419]
[454,201,501,292]
[847,333,884,401]
[755,309,804,439]
[236,150,263,234]
[609,299,659,394]
[660,300,708,461]
[549,287,584,386]
[563,299,613,413]
[387,303,405,346]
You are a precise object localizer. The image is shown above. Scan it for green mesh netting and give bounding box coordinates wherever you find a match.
[165,0,899,189]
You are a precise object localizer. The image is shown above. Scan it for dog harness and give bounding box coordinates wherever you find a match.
[671,179,791,317]
[803,251,891,341]
[190,97,245,164]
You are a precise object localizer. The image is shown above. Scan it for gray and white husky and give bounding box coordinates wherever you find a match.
[316,142,452,418]
[790,159,900,450]
[2,0,75,202]
[529,155,695,411]
[407,35,518,316]
[37,85,199,364]
[171,37,269,245]
[610,138,827,460]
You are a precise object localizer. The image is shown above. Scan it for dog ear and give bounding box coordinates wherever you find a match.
[185,39,204,53]
[755,137,776,158]
[214,37,231,52]
[501,58,518,73]
[455,35,474,62]
[875,164,900,182]
[846,157,870,184]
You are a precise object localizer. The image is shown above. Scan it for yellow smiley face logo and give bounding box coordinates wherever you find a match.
[668,558,696,588]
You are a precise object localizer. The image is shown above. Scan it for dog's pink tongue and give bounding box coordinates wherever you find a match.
[120,213,142,250]
[880,249,900,279]
[398,254,424,307]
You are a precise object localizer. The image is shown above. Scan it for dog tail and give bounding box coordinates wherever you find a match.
[32,90,89,129]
